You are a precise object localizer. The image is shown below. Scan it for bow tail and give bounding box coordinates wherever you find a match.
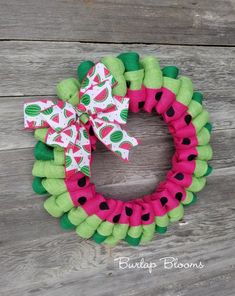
[90,117,138,161]
[24,100,55,129]
[64,126,92,178]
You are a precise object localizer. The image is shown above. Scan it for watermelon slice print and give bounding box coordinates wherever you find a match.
[120,109,128,122]
[81,94,90,106]
[93,73,101,84]
[87,64,96,78]
[119,141,133,150]
[42,107,53,115]
[114,150,122,157]
[25,104,41,116]
[94,88,108,102]
[83,144,91,153]
[26,120,35,128]
[81,165,90,176]
[110,131,123,143]
[103,66,110,77]
[94,121,103,129]
[63,128,73,137]
[53,134,63,143]
[83,129,88,139]
[74,156,82,165]
[82,77,90,88]
[51,114,60,123]
[65,155,72,167]
[63,108,74,118]
[101,116,109,121]
[67,118,75,126]
[99,125,114,138]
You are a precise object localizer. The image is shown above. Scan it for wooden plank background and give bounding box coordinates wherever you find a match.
[0,1,234,296]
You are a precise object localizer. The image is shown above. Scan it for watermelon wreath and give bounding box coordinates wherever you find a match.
[24,52,213,246]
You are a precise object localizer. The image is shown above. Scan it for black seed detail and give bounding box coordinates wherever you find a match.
[174,173,184,180]
[138,101,145,109]
[155,91,163,101]
[125,206,133,216]
[175,192,183,201]
[184,114,192,125]
[160,197,168,206]
[182,138,191,145]
[89,126,94,136]
[166,106,175,117]
[99,202,109,210]
[77,176,86,187]
[188,154,197,161]
[78,196,87,205]
[126,81,131,88]
[113,214,121,223]
[142,213,150,221]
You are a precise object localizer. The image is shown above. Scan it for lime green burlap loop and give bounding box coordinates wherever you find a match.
[140,56,162,88]
[196,144,213,161]
[42,178,66,195]
[56,78,80,106]
[163,76,181,95]
[44,192,73,218]
[192,109,209,133]
[112,223,129,240]
[197,127,211,146]
[34,128,48,143]
[56,192,74,212]
[182,191,197,206]
[140,223,155,243]
[76,215,102,239]
[127,225,142,238]
[32,160,65,178]
[124,69,144,90]
[104,236,120,246]
[168,204,184,222]
[155,214,169,228]
[101,56,127,96]
[68,207,88,226]
[188,176,206,192]
[125,226,143,245]
[54,149,64,165]
[176,77,193,105]
[194,160,210,177]
[44,195,64,218]
[188,97,203,118]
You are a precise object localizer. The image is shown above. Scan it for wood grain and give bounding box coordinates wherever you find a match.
[0,41,235,97]
[0,23,235,296]
[0,172,234,296]
[0,0,235,45]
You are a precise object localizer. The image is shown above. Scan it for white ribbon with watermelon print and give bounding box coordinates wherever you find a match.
[24,62,138,177]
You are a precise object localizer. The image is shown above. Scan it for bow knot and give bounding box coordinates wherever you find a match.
[24,62,138,177]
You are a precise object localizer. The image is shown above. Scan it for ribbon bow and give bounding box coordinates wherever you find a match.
[24,62,138,177]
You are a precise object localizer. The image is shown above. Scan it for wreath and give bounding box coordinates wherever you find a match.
[24,52,213,246]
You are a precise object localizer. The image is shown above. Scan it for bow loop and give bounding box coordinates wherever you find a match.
[24,62,138,178]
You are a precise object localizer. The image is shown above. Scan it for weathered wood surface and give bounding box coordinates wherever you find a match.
[0,0,235,45]
[0,11,235,296]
